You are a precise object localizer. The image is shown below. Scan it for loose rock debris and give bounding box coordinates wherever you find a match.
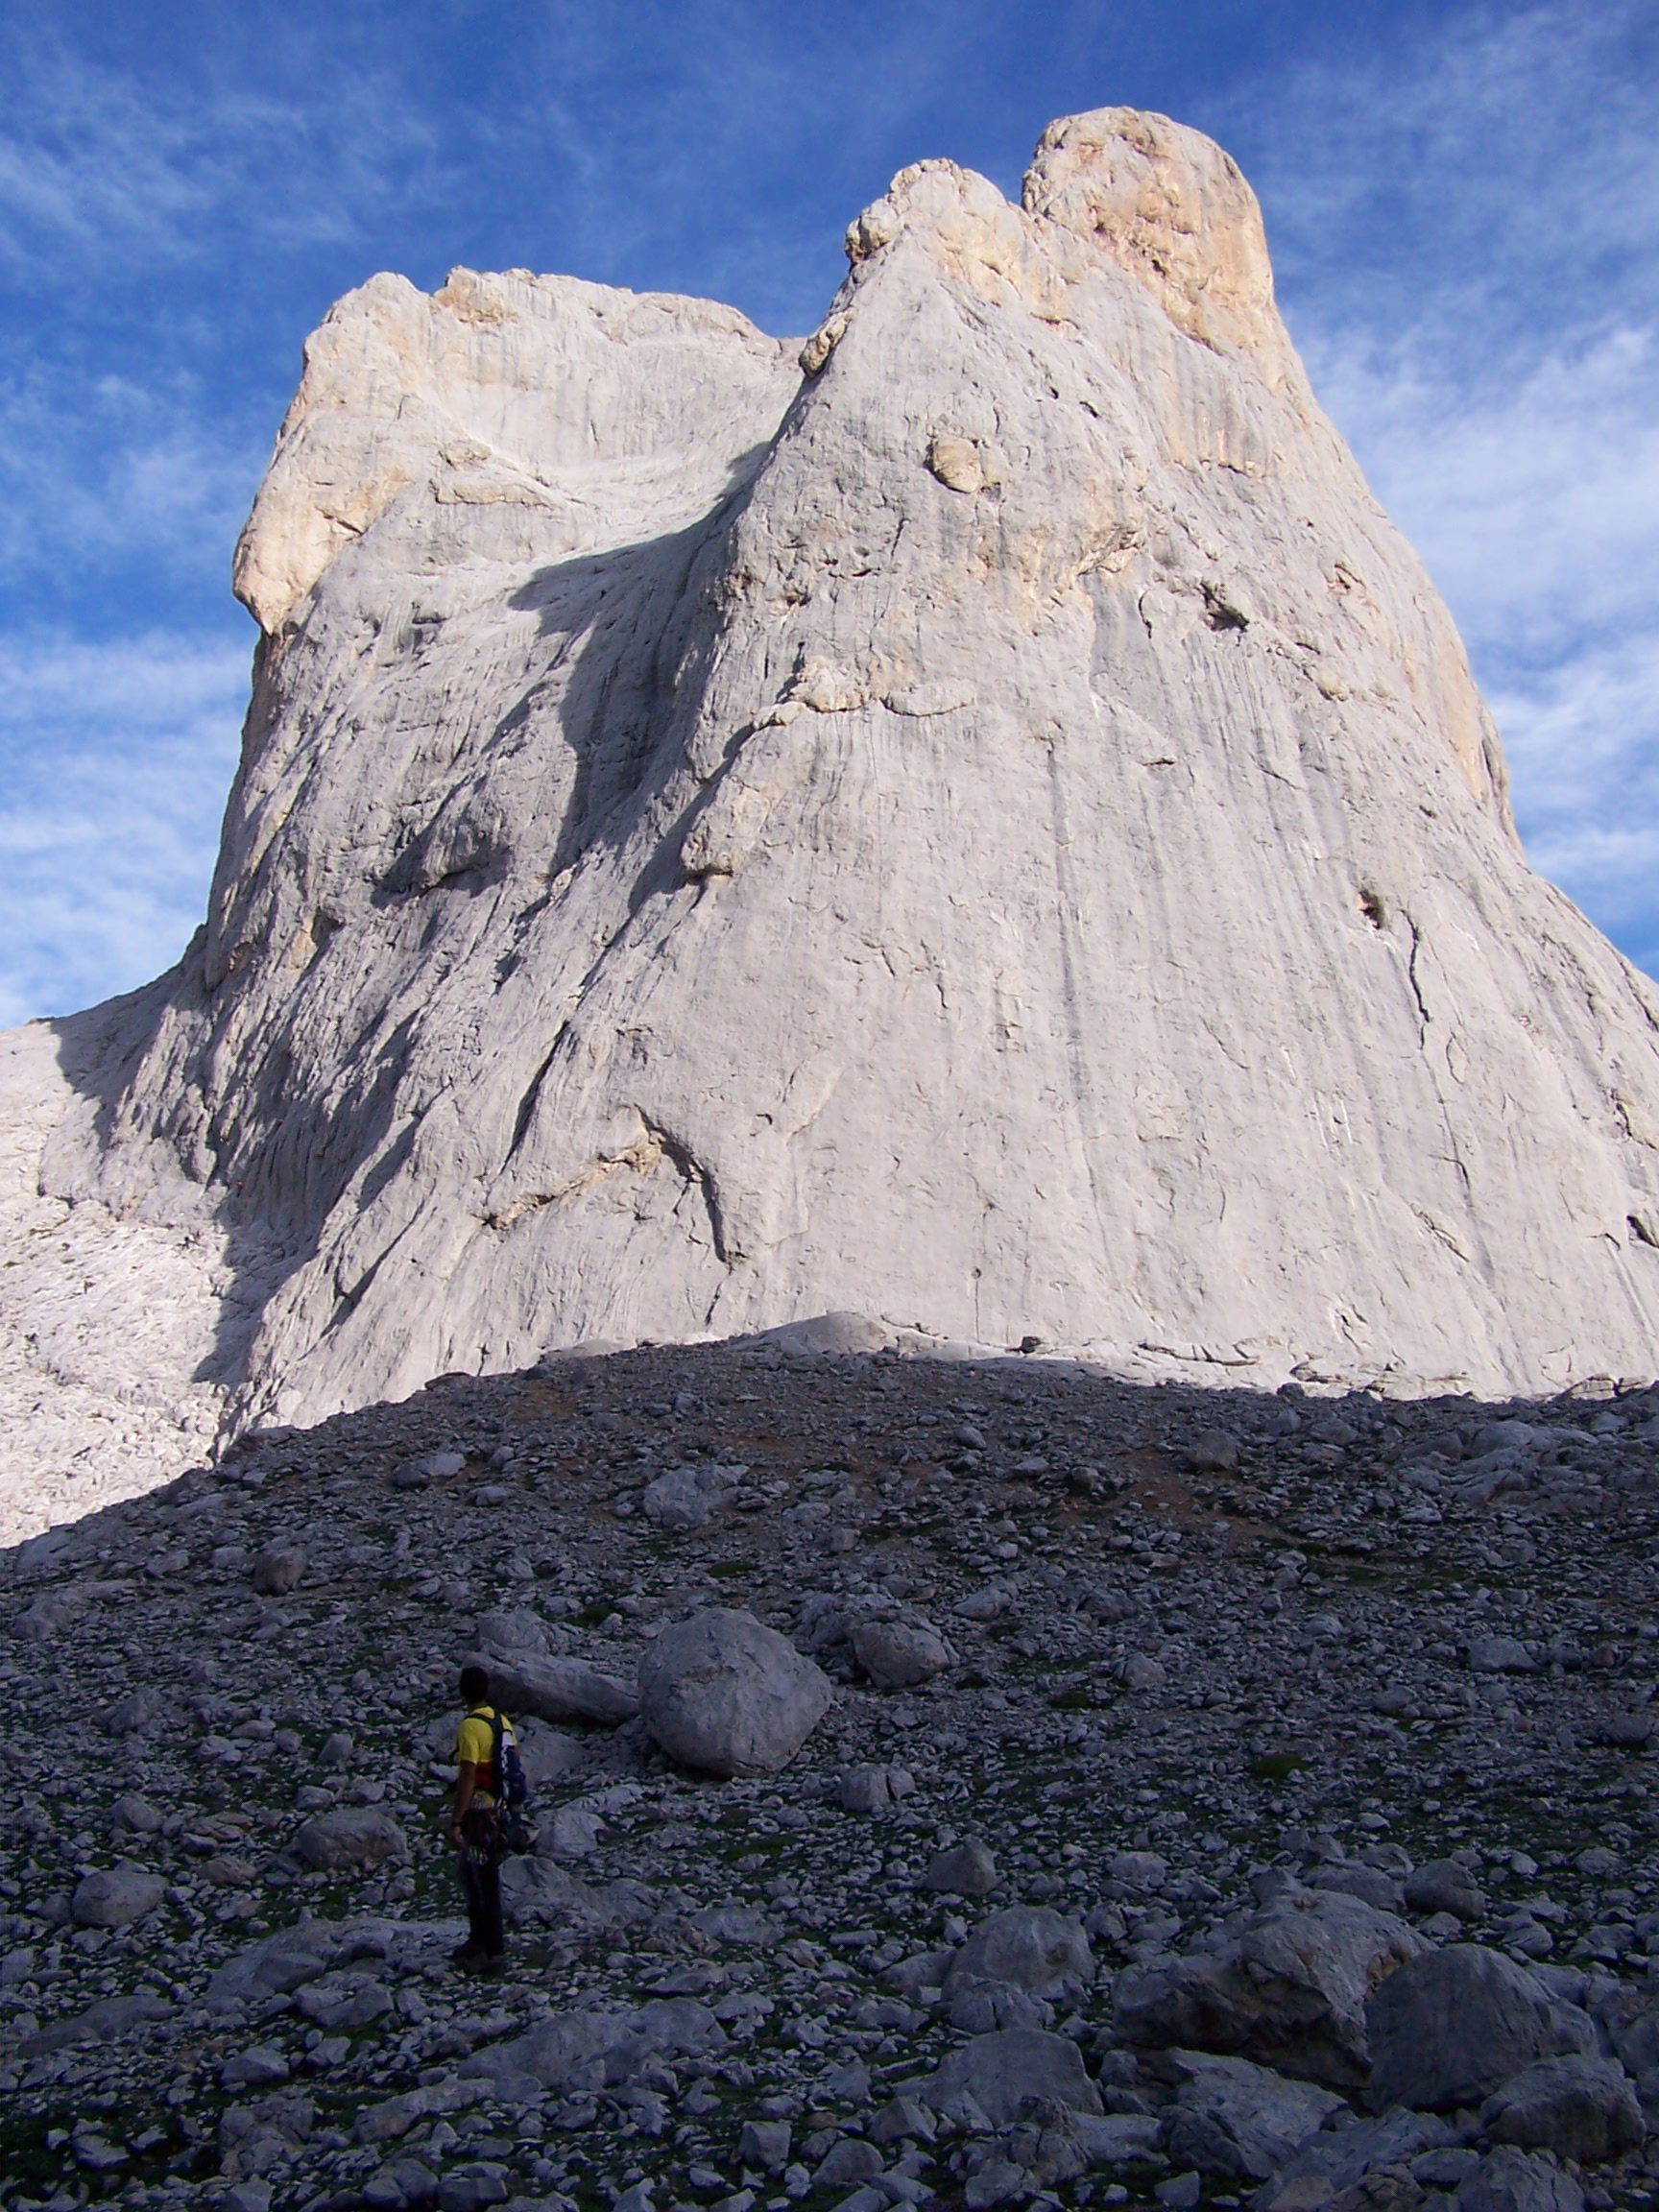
[5,1341,1659,2212]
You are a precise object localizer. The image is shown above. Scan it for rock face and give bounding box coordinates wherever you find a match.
[70,1863,166,1931]
[1163,2049,1345,2180]
[1482,2056,1647,2163]
[5,105,1659,1512]
[1114,1887,1421,2087]
[1365,1944,1596,2112]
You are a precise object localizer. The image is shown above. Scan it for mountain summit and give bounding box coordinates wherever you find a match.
[5,108,1658,1524]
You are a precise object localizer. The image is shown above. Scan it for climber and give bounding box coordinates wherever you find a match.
[449,1662,514,1975]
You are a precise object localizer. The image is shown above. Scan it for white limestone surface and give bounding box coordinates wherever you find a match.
[5,108,1659,1529]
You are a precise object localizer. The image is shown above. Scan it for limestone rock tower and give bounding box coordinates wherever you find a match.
[4,108,1658,1525]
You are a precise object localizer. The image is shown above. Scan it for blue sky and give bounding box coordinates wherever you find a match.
[1,0,1655,1023]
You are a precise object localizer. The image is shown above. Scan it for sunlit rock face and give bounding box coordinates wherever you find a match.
[5,104,1659,1503]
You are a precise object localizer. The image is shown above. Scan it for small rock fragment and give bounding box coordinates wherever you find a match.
[251,1538,307,1595]
[291,1807,407,1871]
[850,1619,953,1689]
[738,2118,792,2172]
[70,1862,166,1930]
[923,1839,998,1896]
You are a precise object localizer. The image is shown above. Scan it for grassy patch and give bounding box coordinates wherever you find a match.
[1250,1752,1307,1783]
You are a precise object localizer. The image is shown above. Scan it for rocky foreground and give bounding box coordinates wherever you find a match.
[6,1337,1659,2212]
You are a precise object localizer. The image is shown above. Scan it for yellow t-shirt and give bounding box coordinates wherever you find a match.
[455,1705,515,1806]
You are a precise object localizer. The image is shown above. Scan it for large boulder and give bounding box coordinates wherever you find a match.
[292,1808,407,1872]
[1365,1945,1596,2112]
[470,1652,639,1727]
[911,2029,1104,2129]
[1115,1888,1421,2087]
[944,1907,1094,2005]
[460,1999,726,2090]
[637,1609,833,1777]
[1482,2055,1645,2163]
[71,1863,166,1930]
[1402,1859,1486,1923]
[1457,2147,1587,2212]
[746,1312,894,1357]
[1163,2050,1344,2180]
[1253,2108,1457,2212]
[641,1465,733,1531]
[850,1619,954,1689]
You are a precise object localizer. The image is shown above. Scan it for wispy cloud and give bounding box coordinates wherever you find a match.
[0,33,449,282]
[0,630,248,1025]
[1304,328,1659,657]
[1239,3,1659,362]
[1492,631,1659,975]
[1220,2,1659,978]
[0,365,259,603]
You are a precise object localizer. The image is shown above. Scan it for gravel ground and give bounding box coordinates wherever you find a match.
[4,1343,1659,2212]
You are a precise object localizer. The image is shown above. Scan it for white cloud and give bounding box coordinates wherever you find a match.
[1220,2,1659,978]
[0,367,260,594]
[1489,631,1659,973]
[0,36,448,280]
[1306,329,1659,652]
[0,630,249,1026]
[1241,4,1659,359]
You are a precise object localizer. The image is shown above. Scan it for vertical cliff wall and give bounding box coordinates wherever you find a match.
[4,106,1657,1519]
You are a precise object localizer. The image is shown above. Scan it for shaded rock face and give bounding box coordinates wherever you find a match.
[1364,1944,1596,2113]
[6,104,1659,1498]
[1482,2056,1647,2165]
[1115,1887,1421,2088]
[1163,2049,1345,2180]
[915,2027,1104,2130]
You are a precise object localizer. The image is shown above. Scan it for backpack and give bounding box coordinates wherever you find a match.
[483,1707,535,1854]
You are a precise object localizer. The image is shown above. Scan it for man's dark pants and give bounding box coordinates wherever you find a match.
[458,1813,505,1958]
